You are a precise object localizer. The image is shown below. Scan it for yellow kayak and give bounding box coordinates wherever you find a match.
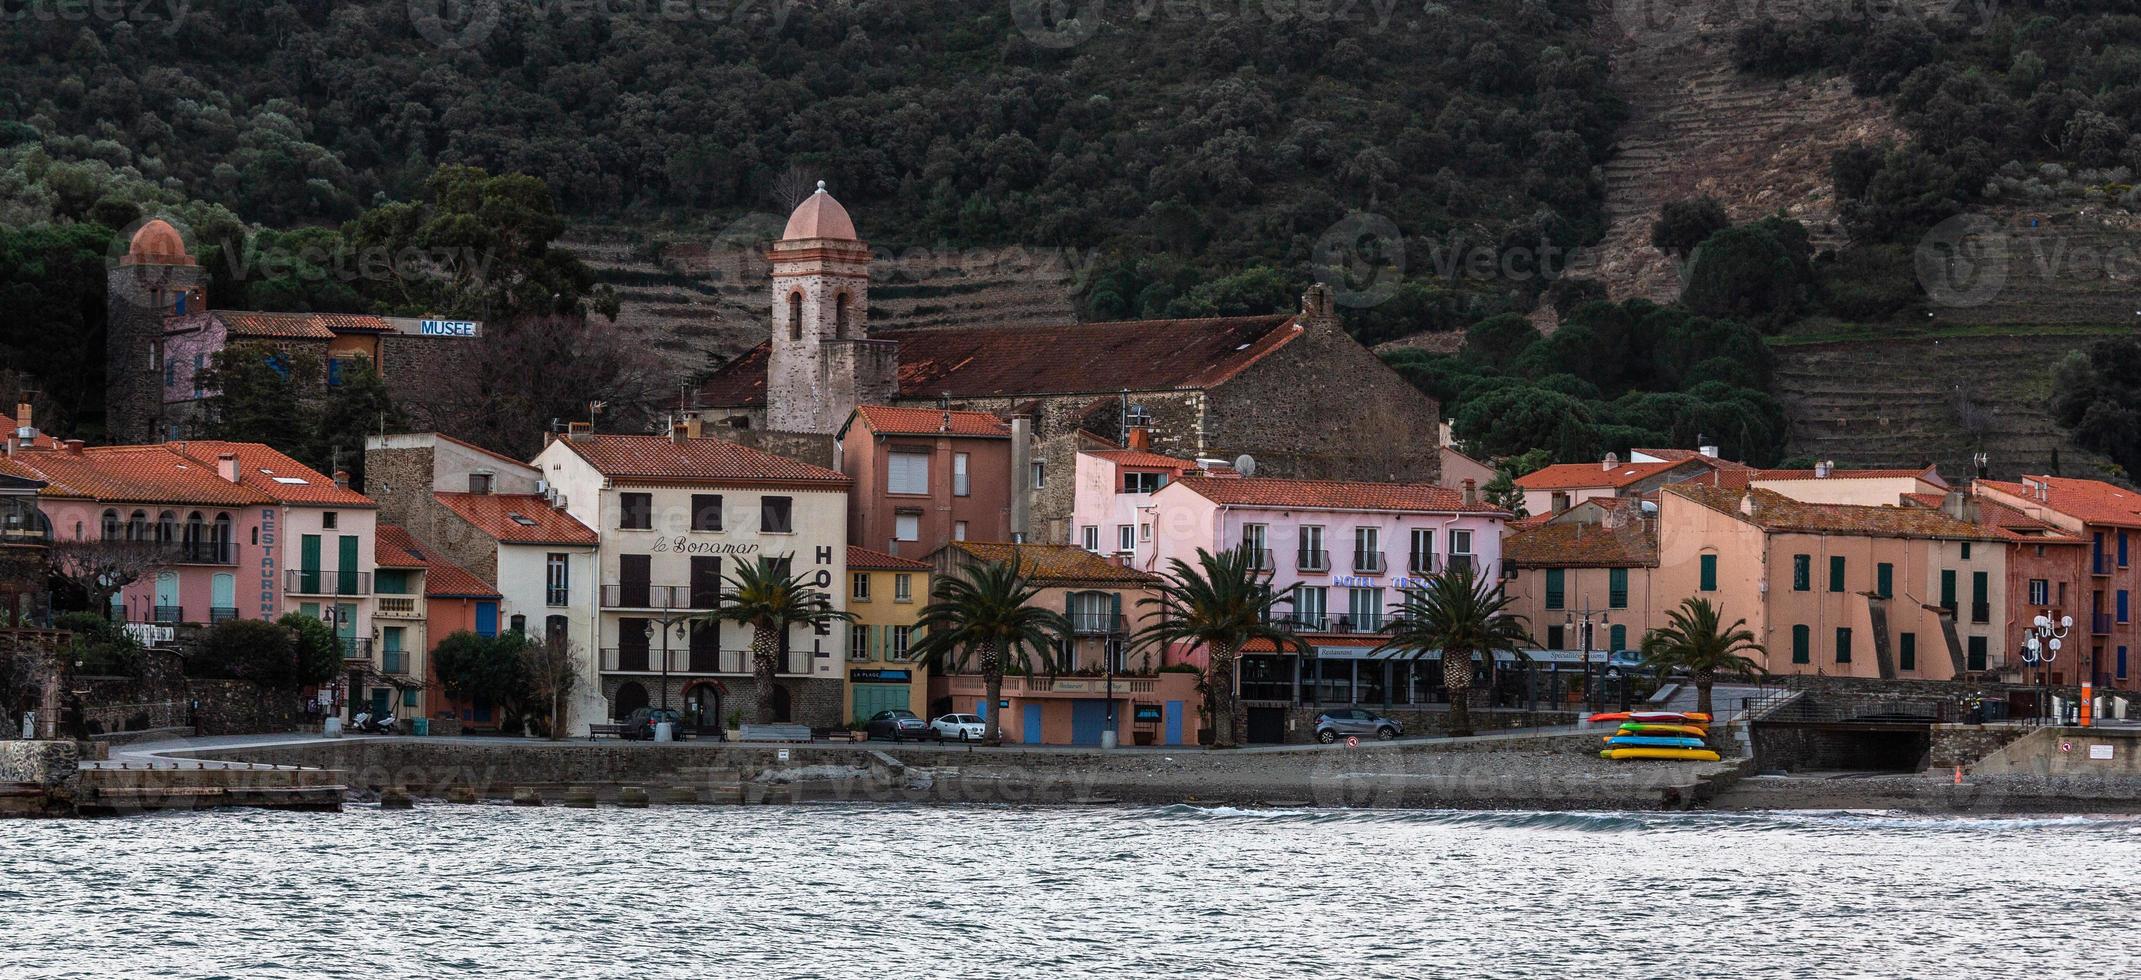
[1599,747,1722,762]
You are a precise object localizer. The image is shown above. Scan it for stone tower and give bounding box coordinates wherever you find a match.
[765,182,897,434]
[106,219,205,443]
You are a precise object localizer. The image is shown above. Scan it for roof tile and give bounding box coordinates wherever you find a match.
[435,492,598,545]
[1169,475,1507,514]
[1505,520,1659,567]
[9,445,274,506]
[557,434,847,485]
[167,441,374,507]
[849,405,1010,437]
[1514,459,1686,491]
[946,542,1156,584]
[1978,476,2141,529]
[849,545,931,571]
[1669,486,2003,541]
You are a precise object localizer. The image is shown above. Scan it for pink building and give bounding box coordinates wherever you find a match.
[1070,439,1200,567]
[837,404,1016,558]
[1143,475,1509,742]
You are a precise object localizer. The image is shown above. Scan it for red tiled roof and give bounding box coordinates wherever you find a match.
[849,545,931,571]
[211,311,337,339]
[374,524,432,568]
[1169,476,1506,514]
[945,542,1157,584]
[847,404,1010,438]
[311,313,393,333]
[1900,493,2083,544]
[435,492,598,545]
[1668,486,2003,541]
[8,445,274,506]
[167,441,374,507]
[555,434,847,486]
[1978,475,2141,529]
[423,557,500,599]
[1752,466,1948,488]
[1505,520,1659,567]
[692,314,1303,408]
[1514,459,1689,491]
[1085,449,1199,470]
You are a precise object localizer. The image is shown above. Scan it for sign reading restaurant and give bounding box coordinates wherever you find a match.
[384,317,483,338]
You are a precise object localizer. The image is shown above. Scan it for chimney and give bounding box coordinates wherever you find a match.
[1299,282,1336,326]
[1128,425,1151,452]
[62,439,84,456]
[1462,478,1477,506]
[684,416,704,439]
[567,421,591,442]
[12,402,28,433]
[1699,443,1719,459]
[1009,415,1032,542]
[1815,460,1832,478]
[333,469,350,490]
[216,452,239,483]
[1602,451,1619,472]
[1739,492,1758,518]
[670,421,689,445]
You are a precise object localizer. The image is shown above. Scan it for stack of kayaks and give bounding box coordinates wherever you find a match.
[1588,710,1720,762]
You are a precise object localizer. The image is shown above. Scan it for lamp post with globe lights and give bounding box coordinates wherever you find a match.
[2021,614,2072,727]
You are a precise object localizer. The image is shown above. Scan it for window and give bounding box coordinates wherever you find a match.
[1972,571,1990,623]
[1242,523,1269,566]
[1967,635,1988,672]
[2121,590,2131,624]
[953,453,970,496]
[1118,524,1135,552]
[1876,562,1893,598]
[1547,624,1566,649]
[1082,525,1099,551]
[1450,529,1473,558]
[1900,632,1917,672]
[1298,525,1327,570]
[1608,624,1626,651]
[835,293,852,338]
[850,624,870,660]
[1962,542,1973,561]
[1122,471,1164,494]
[1791,625,1810,664]
[1835,627,1852,664]
[890,626,912,660]
[887,451,930,495]
[163,356,175,386]
[894,574,912,601]
[322,511,338,530]
[1544,569,1565,610]
[1792,554,1810,591]
[1295,587,1327,629]
[2122,646,2130,681]
[2029,579,2050,606]
[1346,587,1384,632]
[691,494,723,532]
[545,553,569,606]
[1699,554,1718,592]
[1353,526,1381,572]
[1031,460,1046,489]
[761,496,793,533]
[1609,568,1628,609]
[852,573,871,601]
[620,493,653,530]
[2123,531,2131,568]
[469,472,492,494]
[1408,528,1433,573]
[787,292,802,340]
[894,513,921,542]
[101,509,119,539]
[1139,522,1151,542]
[955,521,969,541]
[1940,569,1957,611]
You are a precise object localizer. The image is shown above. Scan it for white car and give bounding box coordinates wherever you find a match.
[931,713,987,741]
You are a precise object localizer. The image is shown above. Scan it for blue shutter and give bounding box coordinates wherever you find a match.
[475,601,498,638]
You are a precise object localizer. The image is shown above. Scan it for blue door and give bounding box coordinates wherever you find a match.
[1165,700,1185,746]
[1021,704,1043,744]
[1071,700,1108,746]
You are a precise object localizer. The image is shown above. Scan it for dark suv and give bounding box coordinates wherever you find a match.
[624,707,685,740]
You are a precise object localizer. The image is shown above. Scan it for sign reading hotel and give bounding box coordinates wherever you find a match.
[384,317,483,338]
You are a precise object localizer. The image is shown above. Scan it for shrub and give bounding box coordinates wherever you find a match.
[187,618,300,687]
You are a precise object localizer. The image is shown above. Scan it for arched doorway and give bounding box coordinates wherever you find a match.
[771,684,792,723]
[683,681,723,734]
[612,682,649,722]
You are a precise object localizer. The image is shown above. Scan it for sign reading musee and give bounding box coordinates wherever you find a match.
[385,317,483,338]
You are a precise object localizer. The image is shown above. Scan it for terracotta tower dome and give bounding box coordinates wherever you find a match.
[122,219,196,266]
[780,181,859,241]
[765,181,889,435]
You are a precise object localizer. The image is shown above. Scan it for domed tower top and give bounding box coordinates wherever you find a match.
[122,219,196,267]
[781,181,859,242]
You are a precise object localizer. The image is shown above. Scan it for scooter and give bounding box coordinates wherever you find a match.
[356,712,398,735]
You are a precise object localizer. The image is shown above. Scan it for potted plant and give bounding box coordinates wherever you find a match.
[724,708,744,742]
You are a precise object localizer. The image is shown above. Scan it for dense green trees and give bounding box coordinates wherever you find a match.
[2051,339,2141,481]
[197,348,406,490]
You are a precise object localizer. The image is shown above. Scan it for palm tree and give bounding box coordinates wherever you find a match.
[1639,597,1766,718]
[1372,562,1531,737]
[907,551,1070,746]
[1130,547,1305,749]
[700,555,853,724]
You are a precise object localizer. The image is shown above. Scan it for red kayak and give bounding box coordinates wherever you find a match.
[1587,710,1713,723]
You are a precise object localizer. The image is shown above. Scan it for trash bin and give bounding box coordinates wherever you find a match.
[654,721,675,742]
[412,717,430,737]
[323,717,343,738]
[1100,730,1119,750]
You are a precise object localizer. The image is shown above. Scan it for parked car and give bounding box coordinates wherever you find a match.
[623,707,685,740]
[865,709,930,742]
[1313,708,1402,743]
[931,713,987,741]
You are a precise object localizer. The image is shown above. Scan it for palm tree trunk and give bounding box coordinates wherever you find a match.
[750,623,778,724]
[979,640,1003,746]
[1207,641,1239,749]
[1694,668,1714,720]
[1444,649,1474,737]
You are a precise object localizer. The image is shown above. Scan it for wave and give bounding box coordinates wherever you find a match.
[1137,804,2141,836]
[1138,804,1654,832]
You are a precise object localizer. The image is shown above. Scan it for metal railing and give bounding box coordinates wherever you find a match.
[1297,549,1329,572]
[209,606,238,623]
[1407,553,1435,574]
[381,650,409,675]
[152,604,181,624]
[1242,547,1274,571]
[1352,550,1386,574]
[1070,612,1126,635]
[2093,613,2114,636]
[286,569,370,596]
[1446,555,1475,574]
[600,584,720,609]
[599,647,811,675]
[339,637,372,660]
[1748,694,1952,725]
[376,596,423,618]
[167,540,236,565]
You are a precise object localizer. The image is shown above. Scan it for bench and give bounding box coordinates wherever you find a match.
[587,723,629,740]
[737,723,814,743]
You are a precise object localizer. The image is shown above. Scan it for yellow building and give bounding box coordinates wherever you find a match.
[845,546,931,724]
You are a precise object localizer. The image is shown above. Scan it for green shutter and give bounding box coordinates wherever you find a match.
[1967,636,1987,671]
[1829,556,1846,593]
[300,534,321,593]
[1608,624,1626,651]
[338,534,358,594]
[1899,632,1916,671]
[1699,554,1717,592]
[1876,563,1893,598]
[1835,627,1852,663]
[1792,555,1810,591]
[1791,625,1809,664]
[1608,568,1627,608]
[1545,569,1565,609]
[1940,569,1957,609]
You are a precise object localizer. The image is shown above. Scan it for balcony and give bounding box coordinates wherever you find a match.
[209,606,238,623]
[166,540,236,566]
[600,584,720,610]
[152,604,181,624]
[2093,613,2113,636]
[1297,549,1330,573]
[380,650,410,676]
[1242,547,1274,572]
[339,636,373,661]
[376,595,424,619]
[286,569,371,596]
[1070,613,1127,636]
[598,646,812,675]
[1447,555,1475,574]
[1352,550,1386,574]
[2094,555,2112,577]
[1407,553,1435,575]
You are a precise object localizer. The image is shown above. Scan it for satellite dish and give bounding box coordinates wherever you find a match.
[1233,454,1257,477]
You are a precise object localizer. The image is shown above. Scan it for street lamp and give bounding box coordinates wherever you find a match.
[1566,600,1610,714]
[2021,613,2072,726]
[642,613,693,714]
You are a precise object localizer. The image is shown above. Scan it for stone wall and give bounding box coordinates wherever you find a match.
[1270,706,1578,743]
[70,668,297,738]
[0,739,79,794]
[597,675,843,728]
[699,429,837,470]
[1929,723,2029,769]
[1205,317,1442,484]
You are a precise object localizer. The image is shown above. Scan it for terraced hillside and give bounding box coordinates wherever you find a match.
[1926,208,2141,329]
[562,224,1080,376]
[1772,328,2125,481]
